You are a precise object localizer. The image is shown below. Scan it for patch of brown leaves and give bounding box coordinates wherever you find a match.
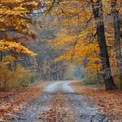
[71,81,122,122]
[38,92,74,122]
[0,81,52,121]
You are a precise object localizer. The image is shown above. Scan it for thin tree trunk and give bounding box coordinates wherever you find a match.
[111,0,122,89]
[91,0,116,90]
[0,51,3,61]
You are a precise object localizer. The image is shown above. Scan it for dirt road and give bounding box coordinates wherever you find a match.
[12,81,108,122]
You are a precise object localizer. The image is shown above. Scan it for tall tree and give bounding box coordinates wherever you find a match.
[111,0,122,89]
[91,0,116,90]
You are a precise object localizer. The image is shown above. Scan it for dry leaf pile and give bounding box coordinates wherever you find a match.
[0,82,51,121]
[71,82,122,121]
[38,93,74,122]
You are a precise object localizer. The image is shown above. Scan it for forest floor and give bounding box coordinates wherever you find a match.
[71,81,122,122]
[0,81,107,122]
[0,81,53,121]
[0,80,121,122]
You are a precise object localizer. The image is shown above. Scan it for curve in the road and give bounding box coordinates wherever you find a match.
[43,80,75,93]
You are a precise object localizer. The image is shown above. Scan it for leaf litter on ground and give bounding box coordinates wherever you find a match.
[71,81,122,122]
[0,81,52,121]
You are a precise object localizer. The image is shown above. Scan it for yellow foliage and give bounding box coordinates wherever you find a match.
[0,0,38,57]
[47,0,101,73]
[0,61,31,90]
[2,55,16,63]
[0,40,36,56]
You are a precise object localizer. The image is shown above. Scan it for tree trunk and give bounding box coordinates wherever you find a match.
[91,0,116,90]
[111,0,122,89]
[0,51,3,61]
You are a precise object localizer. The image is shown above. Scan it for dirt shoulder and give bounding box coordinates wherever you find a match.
[0,81,53,121]
[70,81,122,122]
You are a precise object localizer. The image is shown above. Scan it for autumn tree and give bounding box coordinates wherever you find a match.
[0,0,38,58]
[0,0,40,90]
[40,0,119,89]
[111,0,122,89]
[90,0,116,89]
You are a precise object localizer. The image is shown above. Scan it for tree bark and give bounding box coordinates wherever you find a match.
[0,52,3,61]
[91,0,116,90]
[111,0,122,89]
